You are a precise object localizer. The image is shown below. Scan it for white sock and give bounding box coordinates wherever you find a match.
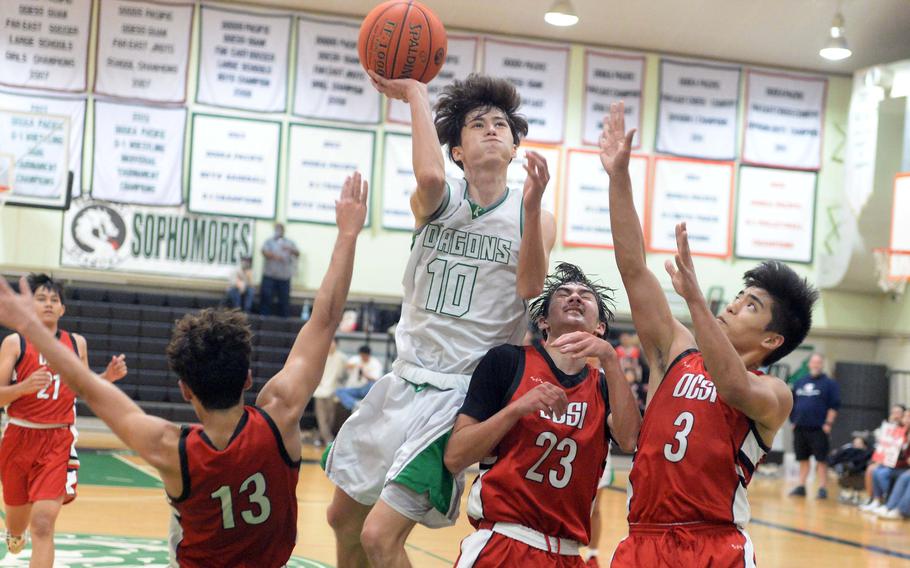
[587,548,599,559]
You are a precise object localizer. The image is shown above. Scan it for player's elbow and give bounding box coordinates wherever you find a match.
[616,430,639,453]
[415,171,446,193]
[443,445,468,475]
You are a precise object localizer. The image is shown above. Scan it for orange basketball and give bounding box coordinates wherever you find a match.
[358,0,447,83]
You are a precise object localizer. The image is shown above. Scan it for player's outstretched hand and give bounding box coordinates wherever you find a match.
[336,171,369,237]
[20,368,53,394]
[0,277,40,333]
[664,222,703,302]
[522,151,550,211]
[512,382,568,420]
[549,330,617,364]
[598,101,636,177]
[104,354,128,382]
[367,70,425,102]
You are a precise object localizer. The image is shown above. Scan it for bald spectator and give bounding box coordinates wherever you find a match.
[790,353,841,499]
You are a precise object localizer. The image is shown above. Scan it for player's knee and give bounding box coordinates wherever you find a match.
[326,500,360,540]
[29,513,56,539]
[360,520,397,561]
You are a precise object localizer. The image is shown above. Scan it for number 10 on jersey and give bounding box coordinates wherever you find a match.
[425,259,478,317]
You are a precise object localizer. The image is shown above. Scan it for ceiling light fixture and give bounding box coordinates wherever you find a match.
[819,12,852,61]
[545,0,579,27]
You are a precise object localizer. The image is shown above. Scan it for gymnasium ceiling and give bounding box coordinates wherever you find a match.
[231,0,910,75]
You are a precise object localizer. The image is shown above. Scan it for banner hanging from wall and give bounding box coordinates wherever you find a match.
[91,100,186,206]
[650,157,734,257]
[890,174,910,252]
[742,70,827,170]
[844,75,885,215]
[0,0,93,92]
[656,59,741,160]
[505,143,559,213]
[94,0,194,103]
[196,5,291,112]
[286,124,374,224]
[582,50,645,148]
[563,150,647,248]
[293,15,380,123]
[188,114,280,219]
[0,107,70,207]
[735,166,817,262]
[0,89,86,198]
[382,132,421,231]
[387,34,479,124]
[482,38,569,144]
[61,196,255,278]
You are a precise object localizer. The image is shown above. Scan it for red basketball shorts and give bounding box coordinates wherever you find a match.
[610,522,756,568]
[455,530,586,568]
[0,424,79,506]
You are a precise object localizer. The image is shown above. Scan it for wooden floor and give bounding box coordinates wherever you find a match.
[7,440,910,567]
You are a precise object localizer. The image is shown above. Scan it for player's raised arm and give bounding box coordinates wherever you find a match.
[0,278,180,474]
[368,70,446,223]
[600,102,694,385]
[256,173,367,440]
[665,222,792,432]
[517,151,557,299]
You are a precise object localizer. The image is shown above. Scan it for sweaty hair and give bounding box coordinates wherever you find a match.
[528,262,615,339]
[27,273,65,303]
[743,261,818,366]
[434,73,529,170]
[166,309,252,411]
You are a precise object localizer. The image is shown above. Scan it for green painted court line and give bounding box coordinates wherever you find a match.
[76,451,162,489]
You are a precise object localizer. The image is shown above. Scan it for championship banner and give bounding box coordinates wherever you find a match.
[650,157,734,258]
[735,166,817,263]
[94,0,194,103]
[0,89,86,197]
[61,196,255,279]
[382,132,420,230]
[844,76,885,215]
[563,150,647,248]
[387,34,478,124]
[742,70,827,170]
[0,0,93,92]
[293,15,380,123]
[286,124,374,224]
[0,108,70,207]
[582,50,645,148]
[196,5,291,112]
[656,59,741,160]
[505,143,559,213]
[91,101,186,206]
[482,38,569,144]
[188,114,280,219]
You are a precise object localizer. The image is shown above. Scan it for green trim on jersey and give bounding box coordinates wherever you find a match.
[464,183,510,220]
[392,431,454,516]
[320,443,332,471]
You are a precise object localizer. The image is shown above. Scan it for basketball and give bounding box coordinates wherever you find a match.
[358,0,447,83]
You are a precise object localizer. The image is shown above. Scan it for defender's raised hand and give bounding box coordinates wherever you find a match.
[664,222,703,302]
[599,101,637,176]
[336,171,369,236]
[522,150,550,212]
[0,277,39,333]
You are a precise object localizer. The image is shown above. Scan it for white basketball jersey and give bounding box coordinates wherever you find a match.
[396,178,527,384]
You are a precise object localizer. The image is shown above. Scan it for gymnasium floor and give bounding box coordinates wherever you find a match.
[1,433,909,567]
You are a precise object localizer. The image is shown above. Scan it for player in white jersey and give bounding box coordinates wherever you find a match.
[324,73,556,568]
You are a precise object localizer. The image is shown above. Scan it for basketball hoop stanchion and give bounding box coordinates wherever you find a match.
[873,248,910,299]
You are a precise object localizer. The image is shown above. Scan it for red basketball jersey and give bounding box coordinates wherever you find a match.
[467,345,609,543]
[169,406,300,568]
[9,332,78,425]
[627,350,769,526]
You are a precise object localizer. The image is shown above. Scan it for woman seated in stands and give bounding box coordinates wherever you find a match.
[862,406,910,513]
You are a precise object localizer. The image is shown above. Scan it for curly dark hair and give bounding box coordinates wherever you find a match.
[528,263,615,339]
[434,73,528,170]
[166,308,252,410]
[743,261,818,366]
[27,273,65,302]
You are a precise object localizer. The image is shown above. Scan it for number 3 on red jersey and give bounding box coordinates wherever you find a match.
[664,411,694,463]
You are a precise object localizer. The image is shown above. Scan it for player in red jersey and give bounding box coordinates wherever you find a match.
[599,102,819,567]
[0,173,368,568]
[0,273,127,566]
[445,263,641,567]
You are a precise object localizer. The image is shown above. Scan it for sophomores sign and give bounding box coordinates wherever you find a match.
[483,38,569,144]
[197,5,291,112]
[91,101,186,206]
[0,0,93,91]
[294,16,380,123]
[188,114,280,219]
[94,0,194,103]
[742,71,827,170]
[656,59,741,160]
[62,197,254,278]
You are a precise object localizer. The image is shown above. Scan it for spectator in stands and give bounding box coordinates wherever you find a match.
[859,404,906,509]
[625,367,647,415]
[313,338,347,446]
[260,223,299,317]
[616,331,642,379]
[863,407,910,513]
[335,345,382,410]
[789,352,841,499]
[226,256,254,313]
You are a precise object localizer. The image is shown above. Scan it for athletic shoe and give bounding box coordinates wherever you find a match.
[861,499,882,512]
[789,486,807,497]
[584,556,601,568]
[817,487,828,499]
[5,533,26,554]
[879,508,903,520]
[873,504,891,516]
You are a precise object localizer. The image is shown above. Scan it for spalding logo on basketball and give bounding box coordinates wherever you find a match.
[358,0,448,83]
